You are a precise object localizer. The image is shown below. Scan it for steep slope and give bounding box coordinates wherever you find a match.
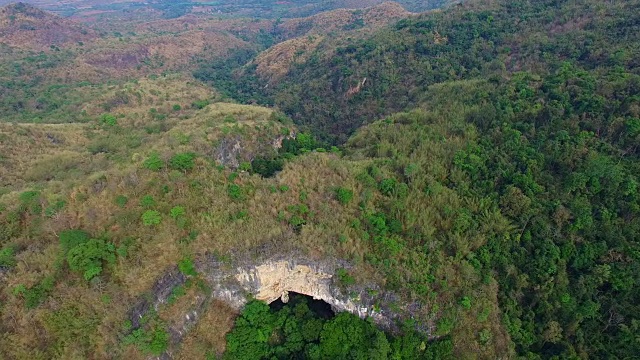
[0,2,96,50]
[190,0,640,357]
[249,2,414,85]
[203,0,640,143]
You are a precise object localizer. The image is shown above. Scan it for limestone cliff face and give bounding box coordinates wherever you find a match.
[131,256,412,359]
[237,262,334,303]
[234,261,390,324]
[202,258,398,328]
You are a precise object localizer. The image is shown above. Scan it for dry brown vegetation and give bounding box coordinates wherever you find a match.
[254,35,325,84]
[277,1,411,38]
[0,5,512,356]
[79,74,217,117]
[0,97,516,358]
[175,300,239,358]
[49,30,252,82]
[132,16,273,37]
[0,96,297,358]
[0,2,97,51]
[0,3,259,87]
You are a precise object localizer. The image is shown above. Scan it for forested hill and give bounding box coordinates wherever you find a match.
[0,0,639,358]
[194,0,640,358]
[196,0,640,144]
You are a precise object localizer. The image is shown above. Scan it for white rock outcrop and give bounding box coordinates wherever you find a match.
[205,259,395,326]
[235,261,381,320]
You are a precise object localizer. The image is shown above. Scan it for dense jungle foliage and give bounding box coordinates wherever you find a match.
[225,295,452,359]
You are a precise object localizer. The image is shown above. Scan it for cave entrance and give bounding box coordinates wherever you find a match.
[269,292,335,319]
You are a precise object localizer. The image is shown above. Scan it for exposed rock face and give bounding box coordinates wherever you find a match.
[214,136,243,168]
[128,269,187,329]
[237,262,333,303]
[213,132,292,169]
[131,256,414,359]
[233,261,391,325]
[202,257,399,329]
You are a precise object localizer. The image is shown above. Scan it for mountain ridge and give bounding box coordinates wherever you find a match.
[0,2,96,50]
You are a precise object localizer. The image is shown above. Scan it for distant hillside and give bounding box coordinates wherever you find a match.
[0,0,458,21]
[0,2,96,50]
[201,0,640,143]
[276,1,412,39]
[251,2,413,84]
[0,2,265,123]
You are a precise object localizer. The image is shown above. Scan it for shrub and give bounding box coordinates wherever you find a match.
[281,133,316,155]
[231,210,249,221]
[19,190,41,214]
[101,113,117,126]
[227,184,244,200]
[404,163,419,179]
[271,111,293,125]
[460,296,472,310]
[0,245,16,267]
[335,268,355,286]
[115,195,129,208]
[251,157,284,177]
[141,210,162,226]
[18,191,40,204]
[170,206,186,219]
[140,195,156,208]
[167,285,187,304]
[143,152,164,171]
[124,324,169,356]
[335,187,354,205]
[286,204,310,229]
[379,178,398,196]
[44,200,66,217]
[87,139,117,154]
[66,238,116,281]
[288,215,306,228]
[178,257,197,276]
[238,161,251,172]
[192,99,209,109]
[172,104,182,111]
[116,237,135,258]
[59,229,91,254]
[22,276,55,309]
[435,316,455,336]
[169,152,196,172]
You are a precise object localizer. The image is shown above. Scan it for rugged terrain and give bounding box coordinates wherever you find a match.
[1,0,639,359]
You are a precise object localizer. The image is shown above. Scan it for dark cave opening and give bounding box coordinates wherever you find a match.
[269,292,335,319]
